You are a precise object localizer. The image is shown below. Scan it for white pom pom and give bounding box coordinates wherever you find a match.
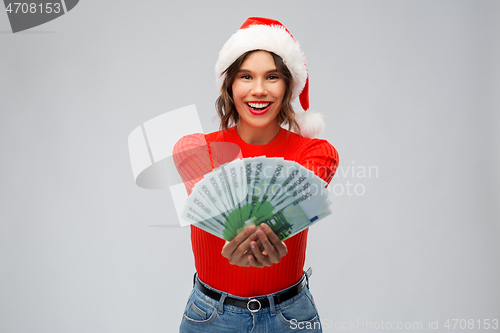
[290,109,325,138]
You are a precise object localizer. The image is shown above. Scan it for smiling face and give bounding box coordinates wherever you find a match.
[231,50,286,133]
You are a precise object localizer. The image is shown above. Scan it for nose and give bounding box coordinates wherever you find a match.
[251,78,267,96]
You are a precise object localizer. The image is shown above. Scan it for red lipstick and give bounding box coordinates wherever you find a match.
[246,102,272,115]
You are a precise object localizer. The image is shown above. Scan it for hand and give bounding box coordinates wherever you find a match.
[248,223,288,268]
[221,225,259,267]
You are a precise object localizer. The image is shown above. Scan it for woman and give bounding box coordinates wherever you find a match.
[175,17,339,332]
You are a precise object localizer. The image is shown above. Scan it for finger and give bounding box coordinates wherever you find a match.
[242,254,254,267]
[221,225,257,258]
[226,241,256,267]
[221,241,231,258]
[246,238,264,253]
[255,238,265,252]
[233,252,253,267]
[249,242,266,267]
[260,223,288,258]
[248,255,264,268]
[234,233,259,260]
[224,233,258,266]
[255,228,280,264]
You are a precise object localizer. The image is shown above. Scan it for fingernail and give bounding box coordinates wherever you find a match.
[257,230,265,237]
[260,223,268,230]
[248,225,256,232]
[251,243,256,249]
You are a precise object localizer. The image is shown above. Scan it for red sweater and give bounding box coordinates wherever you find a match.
[173,126,339,297]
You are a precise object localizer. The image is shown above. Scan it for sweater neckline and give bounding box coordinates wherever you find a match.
[227,126,287,154]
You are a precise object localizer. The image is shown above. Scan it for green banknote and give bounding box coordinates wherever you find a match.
[180,156,334,241]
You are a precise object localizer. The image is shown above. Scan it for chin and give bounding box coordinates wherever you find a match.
[245,118,278,129]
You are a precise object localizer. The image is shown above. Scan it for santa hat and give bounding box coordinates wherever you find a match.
[215,17,324,138]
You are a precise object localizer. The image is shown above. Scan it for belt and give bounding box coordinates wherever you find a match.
[195,273,309,312]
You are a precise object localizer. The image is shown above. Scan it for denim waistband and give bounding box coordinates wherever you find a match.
[193,267,312,300]
[191,267,313,315]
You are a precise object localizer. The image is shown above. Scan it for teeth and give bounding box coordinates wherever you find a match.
[247,102,270,109]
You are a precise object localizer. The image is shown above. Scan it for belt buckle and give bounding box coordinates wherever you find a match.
[247,298,261,312]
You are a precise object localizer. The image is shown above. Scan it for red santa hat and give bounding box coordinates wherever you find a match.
[215,17,325,138]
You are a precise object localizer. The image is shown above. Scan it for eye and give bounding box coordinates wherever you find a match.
[267,74,280,80]
[240,74,252,80]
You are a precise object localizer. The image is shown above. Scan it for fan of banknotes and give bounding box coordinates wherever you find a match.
[180,156,332,241]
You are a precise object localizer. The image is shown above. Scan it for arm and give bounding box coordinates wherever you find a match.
[172,133,212,195]
[298,139,339,185]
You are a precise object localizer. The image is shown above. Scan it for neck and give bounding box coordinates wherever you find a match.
[236,122,281,145]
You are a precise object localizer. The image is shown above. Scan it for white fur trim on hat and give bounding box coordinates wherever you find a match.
[289,109,325,138]
[215,24,308,102]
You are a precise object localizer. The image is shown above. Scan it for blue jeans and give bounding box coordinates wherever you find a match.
[179,271,322,332]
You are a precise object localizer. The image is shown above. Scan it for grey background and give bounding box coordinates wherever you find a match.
[1,1,499,332]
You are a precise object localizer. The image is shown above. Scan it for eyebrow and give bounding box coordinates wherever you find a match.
[238,69,279,74]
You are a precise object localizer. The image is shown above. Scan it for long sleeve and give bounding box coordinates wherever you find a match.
[297,139,339,185]
[172,133,212,195]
